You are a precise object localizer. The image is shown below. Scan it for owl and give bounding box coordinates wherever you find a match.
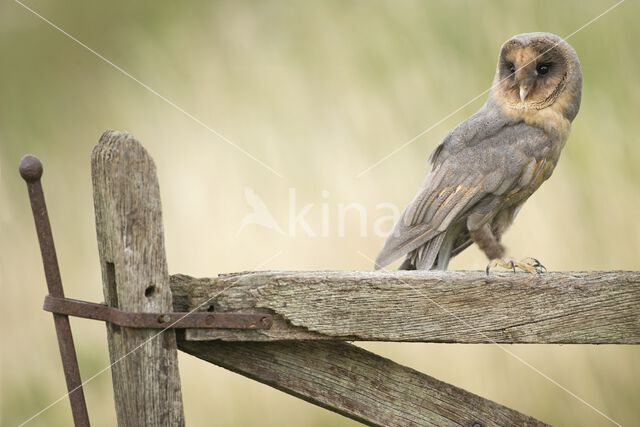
[375,32,582,273]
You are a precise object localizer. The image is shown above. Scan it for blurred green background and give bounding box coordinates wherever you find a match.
[1,0,639,425]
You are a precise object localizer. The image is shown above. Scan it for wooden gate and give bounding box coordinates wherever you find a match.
[23,130,640,426]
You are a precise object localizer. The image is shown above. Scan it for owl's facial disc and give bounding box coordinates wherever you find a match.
[497,39,568,109]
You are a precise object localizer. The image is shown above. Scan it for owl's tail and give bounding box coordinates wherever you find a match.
[398,230,457,271]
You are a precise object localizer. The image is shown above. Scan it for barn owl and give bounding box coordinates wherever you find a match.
[375,32,582,273]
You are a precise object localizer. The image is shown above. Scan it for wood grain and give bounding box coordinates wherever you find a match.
[178,338,548,427]
[93,130,185,426]
[170,270,640,344]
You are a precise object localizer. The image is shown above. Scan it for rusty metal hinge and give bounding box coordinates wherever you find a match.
[43,295,273,329]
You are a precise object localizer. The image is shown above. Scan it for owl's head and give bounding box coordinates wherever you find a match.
[492,32,582,120]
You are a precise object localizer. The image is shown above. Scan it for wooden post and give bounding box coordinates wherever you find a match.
[92,130,185,426]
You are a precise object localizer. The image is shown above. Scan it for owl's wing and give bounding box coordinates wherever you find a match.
[375,105,548,269]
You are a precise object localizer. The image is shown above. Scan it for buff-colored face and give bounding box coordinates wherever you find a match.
[496,35,573,110]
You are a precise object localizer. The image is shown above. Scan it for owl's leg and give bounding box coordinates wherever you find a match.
[470,223,505,260]
[469,224,545,274]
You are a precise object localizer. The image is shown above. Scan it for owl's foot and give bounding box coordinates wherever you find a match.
[485,257,546,275]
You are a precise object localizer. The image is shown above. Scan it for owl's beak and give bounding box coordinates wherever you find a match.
[519,85,531,102]
[515,67,535,102]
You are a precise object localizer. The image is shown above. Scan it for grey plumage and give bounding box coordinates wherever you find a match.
[376,32,582,270]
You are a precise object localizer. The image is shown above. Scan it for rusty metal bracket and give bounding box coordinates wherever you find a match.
[43,295,272,329]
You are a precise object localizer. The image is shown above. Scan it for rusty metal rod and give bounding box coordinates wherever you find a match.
[42,295,273,329]
[20,155,90,427]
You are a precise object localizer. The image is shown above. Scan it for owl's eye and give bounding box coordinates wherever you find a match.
[506,62,516,73]
[537,63,551,75]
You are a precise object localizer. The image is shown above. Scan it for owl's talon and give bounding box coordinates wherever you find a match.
[486,257,546,275]
[521,257,547,273]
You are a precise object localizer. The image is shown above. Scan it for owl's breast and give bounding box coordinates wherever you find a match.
[506,158,557,204]
[502,90,574,143]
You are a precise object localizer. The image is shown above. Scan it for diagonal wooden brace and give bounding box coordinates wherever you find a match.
[178,339,549,427]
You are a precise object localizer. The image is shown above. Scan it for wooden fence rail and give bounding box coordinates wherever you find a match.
[171,271,640,344]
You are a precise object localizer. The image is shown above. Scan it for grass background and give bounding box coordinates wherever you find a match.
[1,0,639,425]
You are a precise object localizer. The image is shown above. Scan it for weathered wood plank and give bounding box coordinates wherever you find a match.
[170,270,640,344]
[93,131,185,426]
[178,338,548,427]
